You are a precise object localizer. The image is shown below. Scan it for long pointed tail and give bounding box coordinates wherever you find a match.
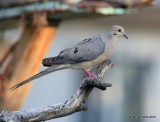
[10,64,69,90]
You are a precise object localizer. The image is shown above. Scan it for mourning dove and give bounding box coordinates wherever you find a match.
[10,25,128,90]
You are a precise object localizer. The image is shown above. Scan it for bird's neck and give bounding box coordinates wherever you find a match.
[100,32,118,49]
[101,32,118,42]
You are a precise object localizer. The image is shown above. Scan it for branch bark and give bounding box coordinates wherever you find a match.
[0,60,114,122]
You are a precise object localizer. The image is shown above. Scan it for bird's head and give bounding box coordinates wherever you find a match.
[111,25,128,39]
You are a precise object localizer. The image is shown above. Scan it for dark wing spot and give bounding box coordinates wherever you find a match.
[74,47,78,53]
[83,38,91,42]
[83,39,88,42]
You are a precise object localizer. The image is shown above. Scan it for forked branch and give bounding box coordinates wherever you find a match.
[0,60,114,122]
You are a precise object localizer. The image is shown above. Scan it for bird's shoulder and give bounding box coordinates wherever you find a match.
[77,35,105,46]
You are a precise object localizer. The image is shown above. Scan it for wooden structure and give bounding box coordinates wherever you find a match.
[0,21,57,111]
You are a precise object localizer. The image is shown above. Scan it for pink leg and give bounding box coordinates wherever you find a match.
[83,69,97,78]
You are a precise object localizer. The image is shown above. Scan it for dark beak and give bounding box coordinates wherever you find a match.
[123,34,128,39]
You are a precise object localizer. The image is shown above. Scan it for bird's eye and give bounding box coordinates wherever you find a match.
[118,29,121,32]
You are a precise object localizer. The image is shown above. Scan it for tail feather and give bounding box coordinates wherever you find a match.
[42,57,57,67]
[10,64,69,90]
[42,56,69,67]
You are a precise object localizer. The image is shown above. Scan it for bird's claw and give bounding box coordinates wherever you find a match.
[83,69,98,78]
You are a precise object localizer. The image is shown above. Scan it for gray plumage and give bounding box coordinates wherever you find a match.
[10,25,128,90]
[43,36,105,66]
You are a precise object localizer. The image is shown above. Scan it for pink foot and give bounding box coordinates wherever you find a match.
[83,69,97,78]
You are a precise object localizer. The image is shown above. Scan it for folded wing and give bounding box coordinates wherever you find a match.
[43,36,105,67]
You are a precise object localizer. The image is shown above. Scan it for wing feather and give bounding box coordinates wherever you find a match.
[42,36,105,66]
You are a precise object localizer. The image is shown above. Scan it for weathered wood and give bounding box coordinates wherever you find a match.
[0,25,57,111]
[0,60,113,122]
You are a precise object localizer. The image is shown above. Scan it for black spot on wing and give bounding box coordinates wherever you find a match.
[83,39,88,41]
[83,38,91,42]
[74,47,78,53]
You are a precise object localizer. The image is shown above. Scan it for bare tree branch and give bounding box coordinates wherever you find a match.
[0,60,114,122]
